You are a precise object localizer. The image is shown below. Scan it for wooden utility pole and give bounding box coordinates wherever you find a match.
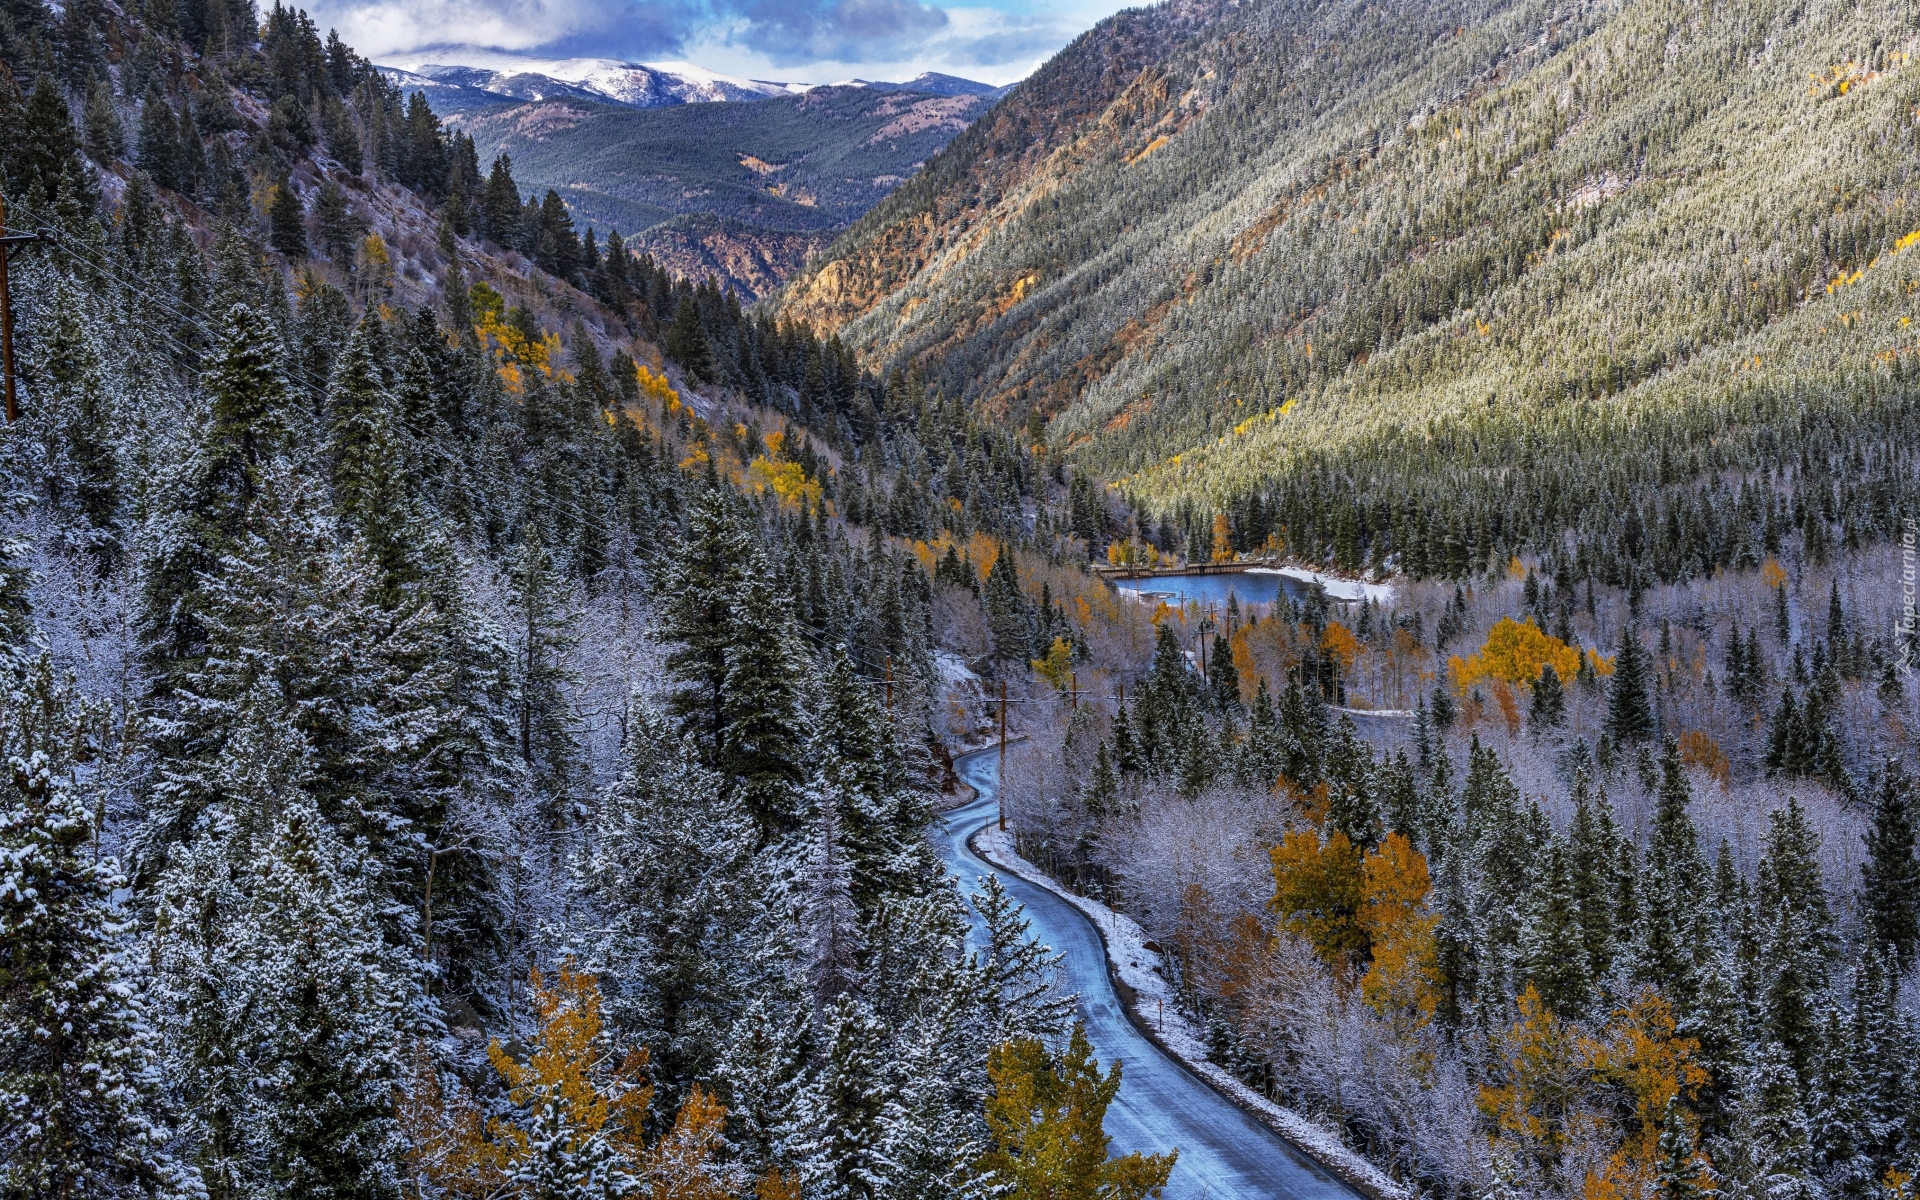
[1069,671,1077,710]
[884,656,893,715]
[0,194,53,424]
[997,679,1008,831]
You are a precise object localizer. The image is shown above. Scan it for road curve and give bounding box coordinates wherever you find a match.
[940,747,1363,1200]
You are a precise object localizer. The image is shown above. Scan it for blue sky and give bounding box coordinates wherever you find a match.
[317,0,1136,85]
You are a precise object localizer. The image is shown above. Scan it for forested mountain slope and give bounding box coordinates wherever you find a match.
[455,85,994,294]
[776,0,1920,574]
[0,0,1130,1193]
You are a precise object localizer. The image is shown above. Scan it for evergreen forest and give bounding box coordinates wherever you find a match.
[0,0,1917,1195]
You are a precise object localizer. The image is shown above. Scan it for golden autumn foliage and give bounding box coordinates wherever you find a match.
[470,282,565,391]
[1675,730,1730,788]
[1106,537,1162,567]
[1210,512,1234,562]
[1480,985,1593,1172]
[979,1026,1177,1200]
[397,961,742,1199]
[1450,617,1579,693]
[1584,988,1708,1164]
[1269,828,1366,966]
[1320,621,1361,673]
[1357,833,1442,1028]
[745,456,822,510]
[1032,637,1075,690]
[636,362,680,412]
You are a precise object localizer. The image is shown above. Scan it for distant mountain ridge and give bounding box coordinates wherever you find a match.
[443,84,996,296]
[376,58,1004,120]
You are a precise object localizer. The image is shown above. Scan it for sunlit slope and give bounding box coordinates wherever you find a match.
[775,0,1920,510]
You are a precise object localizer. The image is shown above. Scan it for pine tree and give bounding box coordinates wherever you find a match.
[1635,741,1707,1008]
[717,997,812,1178]
[720,569,809,840]
[583,697,756,1097]
[1605,627,1655,743]
[1861,759,1919,968]
[142,303,295,694]
[983,545,1032,665]
[1811,1005,1873,1200]
[802,785,865,1013]
[666,296,713,381]
[1521,838,1592,1017]
[1653,1099,1709,1200]
[1567,775,1620,985]
[326,319,418,594]
[1757,798,1834,1080]
[798,996,892,1200]
[137,84,179,190]
[0,661,177,1199]
[1740,1041,1820,1200]
[269,173,307,258]
[971,873,1073,1042]
[82,79,121,162]
[1529,661,1565,728]
[239,799,408,1200]
[507,531,581,809]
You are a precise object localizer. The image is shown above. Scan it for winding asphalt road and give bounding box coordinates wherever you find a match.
[941,748,1363,1200]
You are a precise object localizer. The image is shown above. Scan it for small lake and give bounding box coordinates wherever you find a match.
[1113,570,1318,611]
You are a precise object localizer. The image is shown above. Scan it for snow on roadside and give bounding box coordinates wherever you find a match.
[1245,566,1395,604]
[973,825,1412,1200]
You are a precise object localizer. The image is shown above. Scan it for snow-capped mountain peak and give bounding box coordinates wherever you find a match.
[376,55,1000,114]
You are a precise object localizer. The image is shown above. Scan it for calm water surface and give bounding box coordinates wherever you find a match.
[1114,570,1317,611]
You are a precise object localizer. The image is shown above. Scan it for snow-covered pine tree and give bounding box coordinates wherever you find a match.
[581,695,757,1099]
[796,995,893,1200]
[720,565,810,841]
[1604,626,1655,744]
[140,303,295,699]
[236,798,410,1200]
[1519,837,1591,1017]
[0,659,178,1198]
[1861,759,1919,969]
[716,996,814,1179]
[970,873,1073,1042]
[801,780,866,1014]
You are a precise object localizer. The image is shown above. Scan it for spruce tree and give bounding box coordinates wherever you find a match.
[656,489,755,759]
[1861,759,1919,968]
[0,662,177,1199]
[506,532,581,809]
[143,304,294,693]
[239,801,408,1200]
[801,785,865,1014]
[1605,627,1655,743]
[1652,1099,1708,1200]
[1520,838,1592,1017]
[717,568,810,841]
[1740,1041,1820,1200]
[666,296,713,381]
[717,997,812,1178]
[1529,661,1565,728]
[583,697,756,1096]
[1636,741,1706,1007]
[137,84,179,190]
[971,874,1072,1042]
[798,996,892,1200]
[268,173,307,258]
[326,319,418,594]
